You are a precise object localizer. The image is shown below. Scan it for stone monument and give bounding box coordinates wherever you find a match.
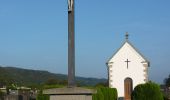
[43,0,96,100]
[68,0,76,88]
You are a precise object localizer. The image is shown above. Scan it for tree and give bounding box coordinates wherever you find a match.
[44,79,60,85]
[164,74,170,87]
[132,82,163,100]
[44,79,67,86]
[95,82,108,87]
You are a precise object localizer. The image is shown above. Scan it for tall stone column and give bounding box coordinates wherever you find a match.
[68,0,76,88]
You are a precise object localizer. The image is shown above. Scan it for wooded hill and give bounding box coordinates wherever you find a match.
[0,66,107,86]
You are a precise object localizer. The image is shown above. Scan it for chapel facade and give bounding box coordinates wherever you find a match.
[106,33,150,100]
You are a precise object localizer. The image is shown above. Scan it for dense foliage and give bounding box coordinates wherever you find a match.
[36,90,49,100]
[164,74,170,87]
[93,88,104,100]
[95,82,108,87]
[0,66,106,87]
[93,87,117,100]
[162,74,170,99]
[0,90,5,100]
[132,82,163,100]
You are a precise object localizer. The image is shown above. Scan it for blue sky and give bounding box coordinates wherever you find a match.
[0,0,170,84]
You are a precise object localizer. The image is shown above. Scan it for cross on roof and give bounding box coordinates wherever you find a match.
[125,32,129,40]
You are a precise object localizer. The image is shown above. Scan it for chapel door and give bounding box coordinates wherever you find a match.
[124,78,133,100]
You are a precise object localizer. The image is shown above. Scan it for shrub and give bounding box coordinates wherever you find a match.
[36,90,49,100]
[95,88,104,100]
[132,82,163,100]
[93,87,117,100]
[108,88,118,100]
[0,90,5,100]
[92,94,98,100]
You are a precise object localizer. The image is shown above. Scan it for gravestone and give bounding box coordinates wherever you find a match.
[43,0,96,99]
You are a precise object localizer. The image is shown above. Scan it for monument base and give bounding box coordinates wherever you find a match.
[43,87,96,100]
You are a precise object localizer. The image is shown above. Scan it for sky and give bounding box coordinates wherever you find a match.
[0,0,170,84]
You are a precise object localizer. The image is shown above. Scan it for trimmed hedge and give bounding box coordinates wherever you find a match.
[93,89,104,100]
[36,94,49,100]
[132,82,163,100]
[36,90,49,100]
[93,87,117,100]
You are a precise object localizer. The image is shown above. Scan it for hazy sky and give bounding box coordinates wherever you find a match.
[0,0,170,84]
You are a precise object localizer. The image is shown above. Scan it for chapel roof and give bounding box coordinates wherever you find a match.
[107,32,150,66]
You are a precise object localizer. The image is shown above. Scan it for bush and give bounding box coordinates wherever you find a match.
[108,88,118,100]
[93,88,104,100]
[36,90,49,100]
[0,90,5,100]
[93,87,117,100]
[164,74,170,87]
[92,94,97,100]
[132,82,163,100]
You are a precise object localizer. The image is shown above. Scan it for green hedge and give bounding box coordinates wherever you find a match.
[93,88,104,100]
[132,82,163,100]
[36,90,49,100]
[93,87,117,100]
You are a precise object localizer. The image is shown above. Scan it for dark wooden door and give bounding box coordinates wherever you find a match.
[124,78,133,100]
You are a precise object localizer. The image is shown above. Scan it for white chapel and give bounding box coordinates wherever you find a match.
[106,33,150,100]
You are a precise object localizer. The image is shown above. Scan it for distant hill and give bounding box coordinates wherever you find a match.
[0,66,107,86]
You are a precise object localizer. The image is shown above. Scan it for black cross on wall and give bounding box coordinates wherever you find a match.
[125,59,131,69]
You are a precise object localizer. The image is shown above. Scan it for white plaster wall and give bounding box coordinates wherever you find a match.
[108,42,147,97]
